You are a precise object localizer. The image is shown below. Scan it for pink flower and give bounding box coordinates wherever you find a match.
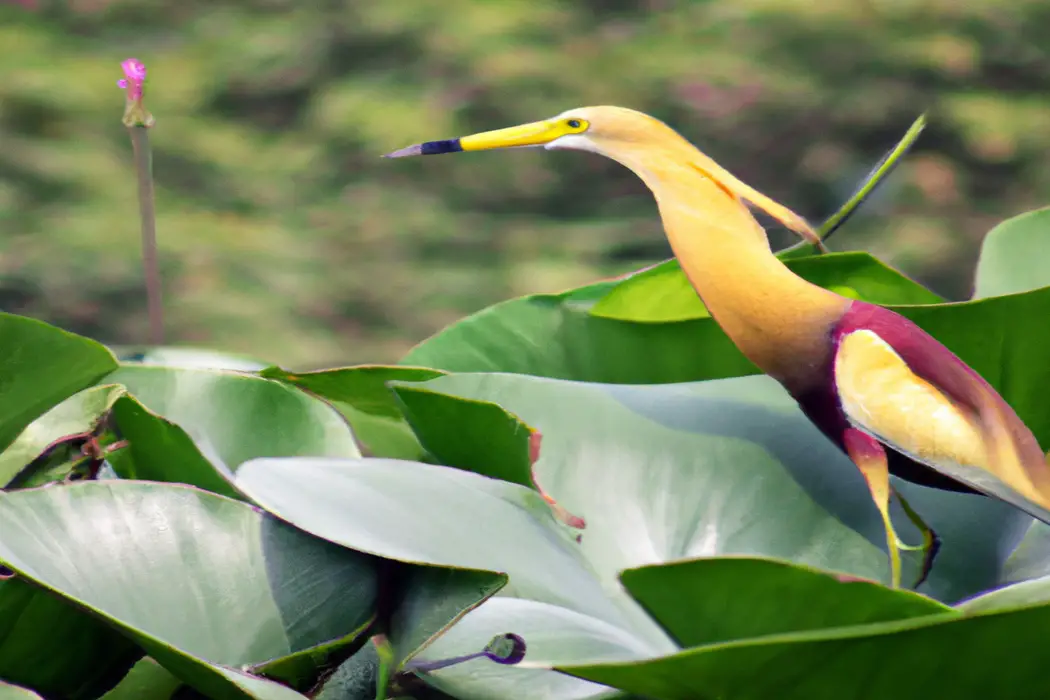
[118,58,154,128]
[117,58,147,101]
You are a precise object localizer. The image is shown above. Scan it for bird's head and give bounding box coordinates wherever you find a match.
[382,106,679,161]
[384,105,825,249]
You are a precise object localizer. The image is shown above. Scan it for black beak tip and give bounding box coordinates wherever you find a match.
[383,139,464,159]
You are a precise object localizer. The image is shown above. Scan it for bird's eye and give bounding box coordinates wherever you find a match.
[566,119,582,129]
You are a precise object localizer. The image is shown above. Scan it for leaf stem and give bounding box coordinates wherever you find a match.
[127,125,163,345]
[778,113,928,258]
[818,113,928,243]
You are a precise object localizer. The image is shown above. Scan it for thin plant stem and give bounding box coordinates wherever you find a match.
[817,113,928,243]
[128,125,163,345]
[779,112,928,258]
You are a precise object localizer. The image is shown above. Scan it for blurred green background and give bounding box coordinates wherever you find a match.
[2,0,1048,368]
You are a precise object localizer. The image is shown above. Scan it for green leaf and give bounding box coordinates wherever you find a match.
[973,207,1050,298]
[560,603,1050,700]
[589,252,942,323]
[260,365,445,459]
[0,313,118,454]
[106,394,242,499]
[0,384,125,488]
[234,457,633,628]
[0,576,141,699]
[100,657,184,700]
[391,384,535,488]
[402,286,753,382]
[619,557,950,648]
[0,481,380,700]
[114,346,271,371]
[0,681,43,699]
[390,567,509,668]
[261,366,446,418]
[103,365,360,484]
[403,258,1050,465]
[401,255,941,384]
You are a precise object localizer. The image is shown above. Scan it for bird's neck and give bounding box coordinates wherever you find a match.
[625,149,850,390]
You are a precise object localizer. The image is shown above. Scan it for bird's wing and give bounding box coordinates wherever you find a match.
[833,310,1050,521]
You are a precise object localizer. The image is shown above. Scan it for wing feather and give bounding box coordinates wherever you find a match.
[833,311,1050,521]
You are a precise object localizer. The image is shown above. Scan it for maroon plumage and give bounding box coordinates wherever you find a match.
[792,300,1042,494]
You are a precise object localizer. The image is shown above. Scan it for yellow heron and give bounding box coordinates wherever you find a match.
[385,106,1050,589]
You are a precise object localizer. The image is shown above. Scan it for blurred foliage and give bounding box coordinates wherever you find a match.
[2,0,1049,367]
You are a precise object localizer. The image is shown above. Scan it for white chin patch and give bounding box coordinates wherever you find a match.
[546,134,598,153]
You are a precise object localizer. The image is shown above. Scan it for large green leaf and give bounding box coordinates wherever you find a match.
[102,365,360,489]
[401,279,753,382]
[560,601,1050,699]
[403,257,1050,464]
[0,313,118,454]
[0,384,125,488]
[234,456,639,630]
[259,365,445,459]
[0,576,141,699]
[619,557,949,648]
[973,207,1050,298]
[0,481,380,700]
[399,254,946,385]
[589,252,942,323]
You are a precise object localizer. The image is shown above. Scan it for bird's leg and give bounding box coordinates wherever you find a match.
[891,487,940,589]
[842,428,908,589]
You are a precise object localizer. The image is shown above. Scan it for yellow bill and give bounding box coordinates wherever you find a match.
[383,119,578,158]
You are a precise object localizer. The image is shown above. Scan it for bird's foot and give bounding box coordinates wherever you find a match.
[891,487,941,590]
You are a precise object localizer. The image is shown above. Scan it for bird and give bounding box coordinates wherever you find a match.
[384,106,1050,589]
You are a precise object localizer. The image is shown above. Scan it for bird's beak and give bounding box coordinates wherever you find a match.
[383,120,562,158]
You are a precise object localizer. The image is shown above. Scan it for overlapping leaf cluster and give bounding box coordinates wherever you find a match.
[2,199,1050,699]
